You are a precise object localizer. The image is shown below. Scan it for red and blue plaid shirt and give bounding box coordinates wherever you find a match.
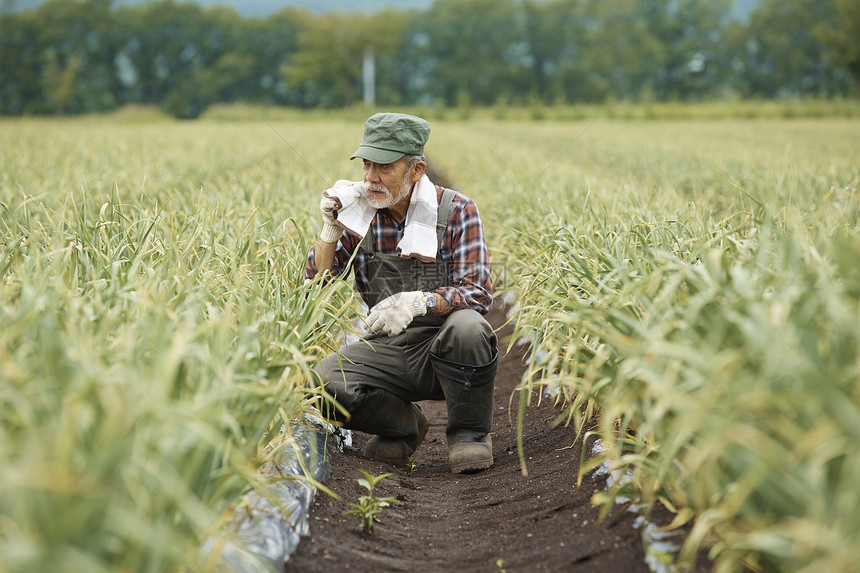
[306,186,493,313]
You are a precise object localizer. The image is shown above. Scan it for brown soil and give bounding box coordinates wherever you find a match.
[285,307,655,573]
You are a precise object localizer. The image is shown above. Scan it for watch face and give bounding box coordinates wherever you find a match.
[426,293,436,309]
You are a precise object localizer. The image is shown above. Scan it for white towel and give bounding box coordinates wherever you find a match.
[323,180,376,238]
[323,175,439,262]
[396,174,439,262]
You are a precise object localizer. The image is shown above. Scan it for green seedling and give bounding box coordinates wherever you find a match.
[343,470,402,535]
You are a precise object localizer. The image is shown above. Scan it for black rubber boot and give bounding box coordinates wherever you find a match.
[430,349,498,474]
[343,388,429,465]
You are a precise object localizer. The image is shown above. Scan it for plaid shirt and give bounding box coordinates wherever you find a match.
[306,186,493,313]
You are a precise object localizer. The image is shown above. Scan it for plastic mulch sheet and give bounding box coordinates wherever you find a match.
[203,413,347,573]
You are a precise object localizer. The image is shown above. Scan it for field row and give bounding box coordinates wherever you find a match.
[452,119,859,572]
[1,116,859,572]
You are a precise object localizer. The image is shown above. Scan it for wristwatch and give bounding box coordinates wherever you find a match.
[424,292,437,315]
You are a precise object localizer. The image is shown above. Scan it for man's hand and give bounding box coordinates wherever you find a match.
[366,291,427,337]
[319,180,364,243]
[319,194,341,243]
[320,195,338,226]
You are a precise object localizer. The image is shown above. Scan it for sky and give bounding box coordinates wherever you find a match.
[9,0,434,16]
[10,0,757,19]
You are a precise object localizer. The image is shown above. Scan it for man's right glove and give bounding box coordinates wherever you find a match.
[319,194,341,243]
[319,180,365,243]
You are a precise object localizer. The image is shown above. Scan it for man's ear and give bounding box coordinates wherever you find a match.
[410,160,426,183]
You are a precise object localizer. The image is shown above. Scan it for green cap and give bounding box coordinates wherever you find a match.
[350,112,430,164]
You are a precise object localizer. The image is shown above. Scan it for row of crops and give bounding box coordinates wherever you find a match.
[1,113,858,572]
[431,120,858,572]
[0,119,360,572]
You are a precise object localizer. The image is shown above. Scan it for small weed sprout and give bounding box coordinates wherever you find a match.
[343,470,402,535]
[407,456,418,473]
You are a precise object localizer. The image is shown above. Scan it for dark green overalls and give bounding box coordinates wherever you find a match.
[317,187,498,469]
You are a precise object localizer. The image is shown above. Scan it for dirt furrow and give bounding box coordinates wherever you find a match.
[285,307,651,572]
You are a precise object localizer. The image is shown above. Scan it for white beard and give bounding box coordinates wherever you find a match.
[365,174,413,210]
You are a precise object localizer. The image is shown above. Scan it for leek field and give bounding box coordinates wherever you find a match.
[1,106,858,572]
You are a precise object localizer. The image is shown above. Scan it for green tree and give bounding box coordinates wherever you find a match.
[285,9,410,108]
[245,7,305,106]
[519,0,574,103]
[647,0,733,101]
[562,0,666,102]
[730,0,853,98]
[821,0,860,95]
[362,8,415,106]
[0,0,854,116]
[0,8,43,113]
[29,0,121,114]
[284,12,366,108]
[422,0,528,106]
[43,50,80,113]
[114,1,242,115]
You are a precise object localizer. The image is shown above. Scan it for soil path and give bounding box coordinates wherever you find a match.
[285,306,653,573]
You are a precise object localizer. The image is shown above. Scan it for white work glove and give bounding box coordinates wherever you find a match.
[319,195,340,243]
[366,291,427,337]
[318,180,361,243]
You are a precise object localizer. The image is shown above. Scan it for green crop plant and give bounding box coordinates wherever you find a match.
[2,112,859,573]
[343,470,402,535]
[472,118,860,573]
[0,118,358,572]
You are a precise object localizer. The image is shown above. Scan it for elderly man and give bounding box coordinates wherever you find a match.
[306,112,497,474]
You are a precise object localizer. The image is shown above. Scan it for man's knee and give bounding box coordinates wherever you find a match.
[315,353,366,419]
[432,309,496,365]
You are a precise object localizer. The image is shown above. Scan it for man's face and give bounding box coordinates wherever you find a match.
[361,158,413,210]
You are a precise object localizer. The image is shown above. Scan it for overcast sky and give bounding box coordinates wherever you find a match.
[10,0,434,16]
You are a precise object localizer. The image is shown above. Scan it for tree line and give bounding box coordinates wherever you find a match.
[1,0,857,118]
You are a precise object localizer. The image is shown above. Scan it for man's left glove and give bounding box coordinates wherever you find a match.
[366,291,427,337]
